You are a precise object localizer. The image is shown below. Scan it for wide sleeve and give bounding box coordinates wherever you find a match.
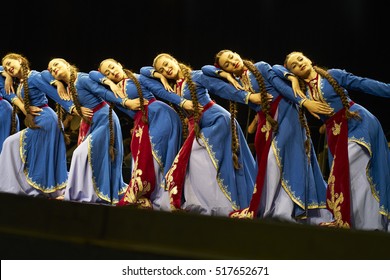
[138,74,184,105]
[200,73,259,110]
[271,64,305,105]
[1,89,18,103]
[201,65,224,78]
[89,70,106,84]
[80,76,127,107]
[272,64,294,79]
[139,66,156,78]
[34,72,74,113]
[330,69,390,98]
[41,70,58,85]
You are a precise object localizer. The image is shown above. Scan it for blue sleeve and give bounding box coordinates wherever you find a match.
[271,64,305,105]
[330,69,390,98]
[200,73,259,111]
[201,65,223,78]
[138,74,184,105]
[2,91,18,103]
[272,64,293,80]
[89,70,106,84]
[41,70,57,85]
[0,83,18,103]
[33,72,74,112]
[80,76,126,106]
[139,66,156,78]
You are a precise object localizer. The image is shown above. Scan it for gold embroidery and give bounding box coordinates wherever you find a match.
[123,126,152,208]
[239,71,253,93]
[230,207,254,219]
[322,158,350,229]
[331,120,341,136]
[165,156,179,191]
[169,186,180,211]
[261,120,272,141]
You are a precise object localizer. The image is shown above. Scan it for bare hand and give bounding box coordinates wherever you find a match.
[226,75,244,90]
[291,78,305,98]
[160,76,174,92]
[182,100,203,112]
[248,93,273,105]
[248,93,262,105]
[55,81,71,101]
[4,74,14,94]
[29,106,43,116]
[109,82,126,98]
[80,106,93,118]
[125,98,149,110]
[303,100,334,119]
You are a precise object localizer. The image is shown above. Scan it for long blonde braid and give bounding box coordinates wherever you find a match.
[123,68,148,125]
[68,67,91,124]
[313,66,360,120]
[243,59,278,132]
[20,62,39,129]
[179,63,202,142]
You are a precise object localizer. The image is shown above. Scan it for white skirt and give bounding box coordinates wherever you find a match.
[182,139,234,216]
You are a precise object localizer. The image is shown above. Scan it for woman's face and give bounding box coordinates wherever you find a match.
[2,57,22,78]
[285,52,312,79]
[218,51,244,75]
[99,60,125,83]
[154,55,180,80]
[48,59,69,80]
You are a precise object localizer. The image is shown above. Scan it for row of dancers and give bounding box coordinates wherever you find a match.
[0,50,389,232]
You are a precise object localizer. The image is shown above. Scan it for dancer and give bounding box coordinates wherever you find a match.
[273,51,390,231]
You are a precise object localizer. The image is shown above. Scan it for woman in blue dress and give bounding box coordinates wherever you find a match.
[273,51,390,231]
[140,53,257,216]
[45,58,142,205]
[89,58,183,210]
[202,50,333,224]
[0,53,73,198]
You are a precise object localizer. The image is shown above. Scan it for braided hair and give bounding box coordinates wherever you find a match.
[178,62,202,143]
[10,104,18,134]
[242,59,278,132]
[313,66,360,120]
[123,68,148,125]
[66,64,91,125]
[56,103,71,145]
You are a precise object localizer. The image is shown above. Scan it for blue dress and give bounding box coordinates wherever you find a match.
[273,65,390,231]
[42,70,127,204]
[89,70,183,210]
[202,62,329,223]
[0,70,73,197]
[140,66,257,216]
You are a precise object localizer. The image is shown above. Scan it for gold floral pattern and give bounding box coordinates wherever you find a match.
[323,159,350,229]
[331,120,341,136]
[261,120,272,141]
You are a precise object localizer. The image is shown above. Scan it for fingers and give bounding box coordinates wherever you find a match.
[310,112,320,119]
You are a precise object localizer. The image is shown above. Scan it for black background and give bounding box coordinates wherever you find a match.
[3,0,389,147]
